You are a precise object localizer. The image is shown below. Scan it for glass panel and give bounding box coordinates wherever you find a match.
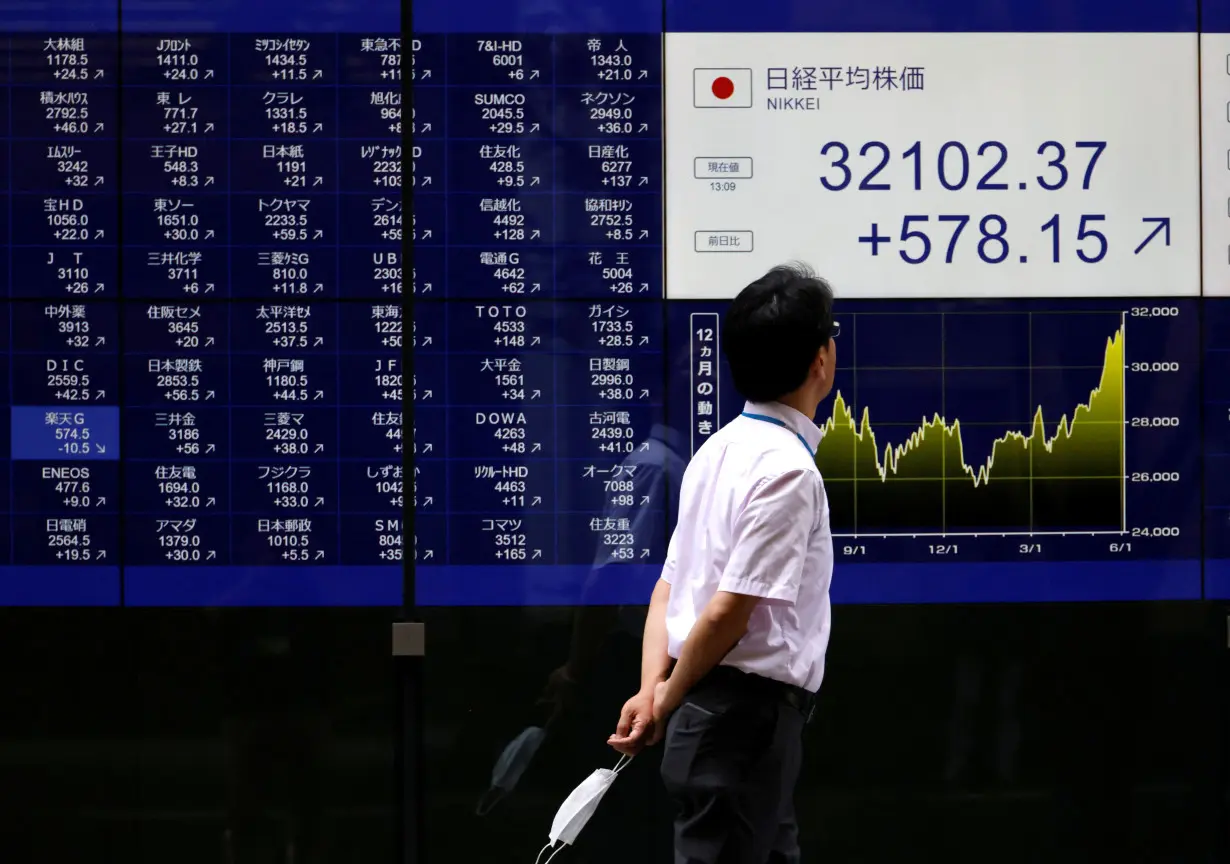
[412,0,1227,860]
[0,609,398,862]
[419,604,1222,861]
[0,0,406,861]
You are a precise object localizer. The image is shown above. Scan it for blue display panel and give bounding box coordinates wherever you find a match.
[10,0,1230,607]
[663,0,1196,33]
[0,0,402,606]
[408,0,1229,606]
[1202,0,1230,33]
[411,0,661,34]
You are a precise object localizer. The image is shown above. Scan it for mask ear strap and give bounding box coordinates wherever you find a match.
[534,841,556,864]
[613,754,632,774]
[544,842,568,864]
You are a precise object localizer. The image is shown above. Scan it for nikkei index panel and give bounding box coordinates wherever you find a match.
[664,0,1201,603]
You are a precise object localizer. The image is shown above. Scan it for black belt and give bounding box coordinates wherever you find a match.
[782,684,817,722]
[702,664,817,723]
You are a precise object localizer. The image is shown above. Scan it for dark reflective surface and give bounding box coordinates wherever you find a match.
[0,603,1222,862]
[421,602,1227,863]
[0,609,397,863]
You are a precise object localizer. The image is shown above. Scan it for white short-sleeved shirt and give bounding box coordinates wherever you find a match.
[662,400,833,693]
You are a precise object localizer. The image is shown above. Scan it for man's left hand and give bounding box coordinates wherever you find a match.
[609,688,655,755]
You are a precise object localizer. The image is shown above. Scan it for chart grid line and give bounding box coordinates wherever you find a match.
[813,308,1127,538]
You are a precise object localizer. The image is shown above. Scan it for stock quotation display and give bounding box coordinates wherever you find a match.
[0,0,405,607]
[410,0,1230,610]
[19,0,1223,608]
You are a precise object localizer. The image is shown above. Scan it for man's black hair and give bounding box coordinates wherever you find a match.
[721,262,834,403]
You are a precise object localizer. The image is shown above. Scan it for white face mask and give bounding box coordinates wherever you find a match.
[476,726,546,815]
[534,755,631,863]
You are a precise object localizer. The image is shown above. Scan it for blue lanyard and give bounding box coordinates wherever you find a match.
[741,412,814,457]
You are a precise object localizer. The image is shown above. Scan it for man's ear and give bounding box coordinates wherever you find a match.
[812,344,829,377]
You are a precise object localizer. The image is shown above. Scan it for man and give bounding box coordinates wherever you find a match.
[608,263,837,863]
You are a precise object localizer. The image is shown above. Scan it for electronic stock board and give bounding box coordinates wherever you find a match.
[412,0,1230,608]
[4,0,1229,607]
[0,0,403,606]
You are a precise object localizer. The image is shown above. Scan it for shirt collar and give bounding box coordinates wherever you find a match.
[742,400,823,454]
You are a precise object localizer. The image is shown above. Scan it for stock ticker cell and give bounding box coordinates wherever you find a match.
[342,301,405,353]
[229,301,337,355]
[120,86,231,139]
[554,139,664,191]
[231,142,339,194]
[448,141,554,194]
[444,193,550,248]
[556,247,663,300]
[557,194,661,247]
[342,194,403,248]
[443,35,555,88]
[443,87,554,140]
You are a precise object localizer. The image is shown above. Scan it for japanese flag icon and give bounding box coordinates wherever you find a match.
[693,68,753,108]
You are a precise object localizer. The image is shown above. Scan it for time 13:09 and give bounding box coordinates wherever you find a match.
[820,140,1107,192]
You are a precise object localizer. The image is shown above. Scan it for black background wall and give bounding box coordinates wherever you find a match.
[417,602,1228,863]
[0,609,398,864]
[0,603,1222,863]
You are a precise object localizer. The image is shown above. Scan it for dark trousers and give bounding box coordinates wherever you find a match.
[659,666,808,864]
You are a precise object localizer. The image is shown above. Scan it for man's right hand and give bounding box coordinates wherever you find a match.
[608,688,656,755]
